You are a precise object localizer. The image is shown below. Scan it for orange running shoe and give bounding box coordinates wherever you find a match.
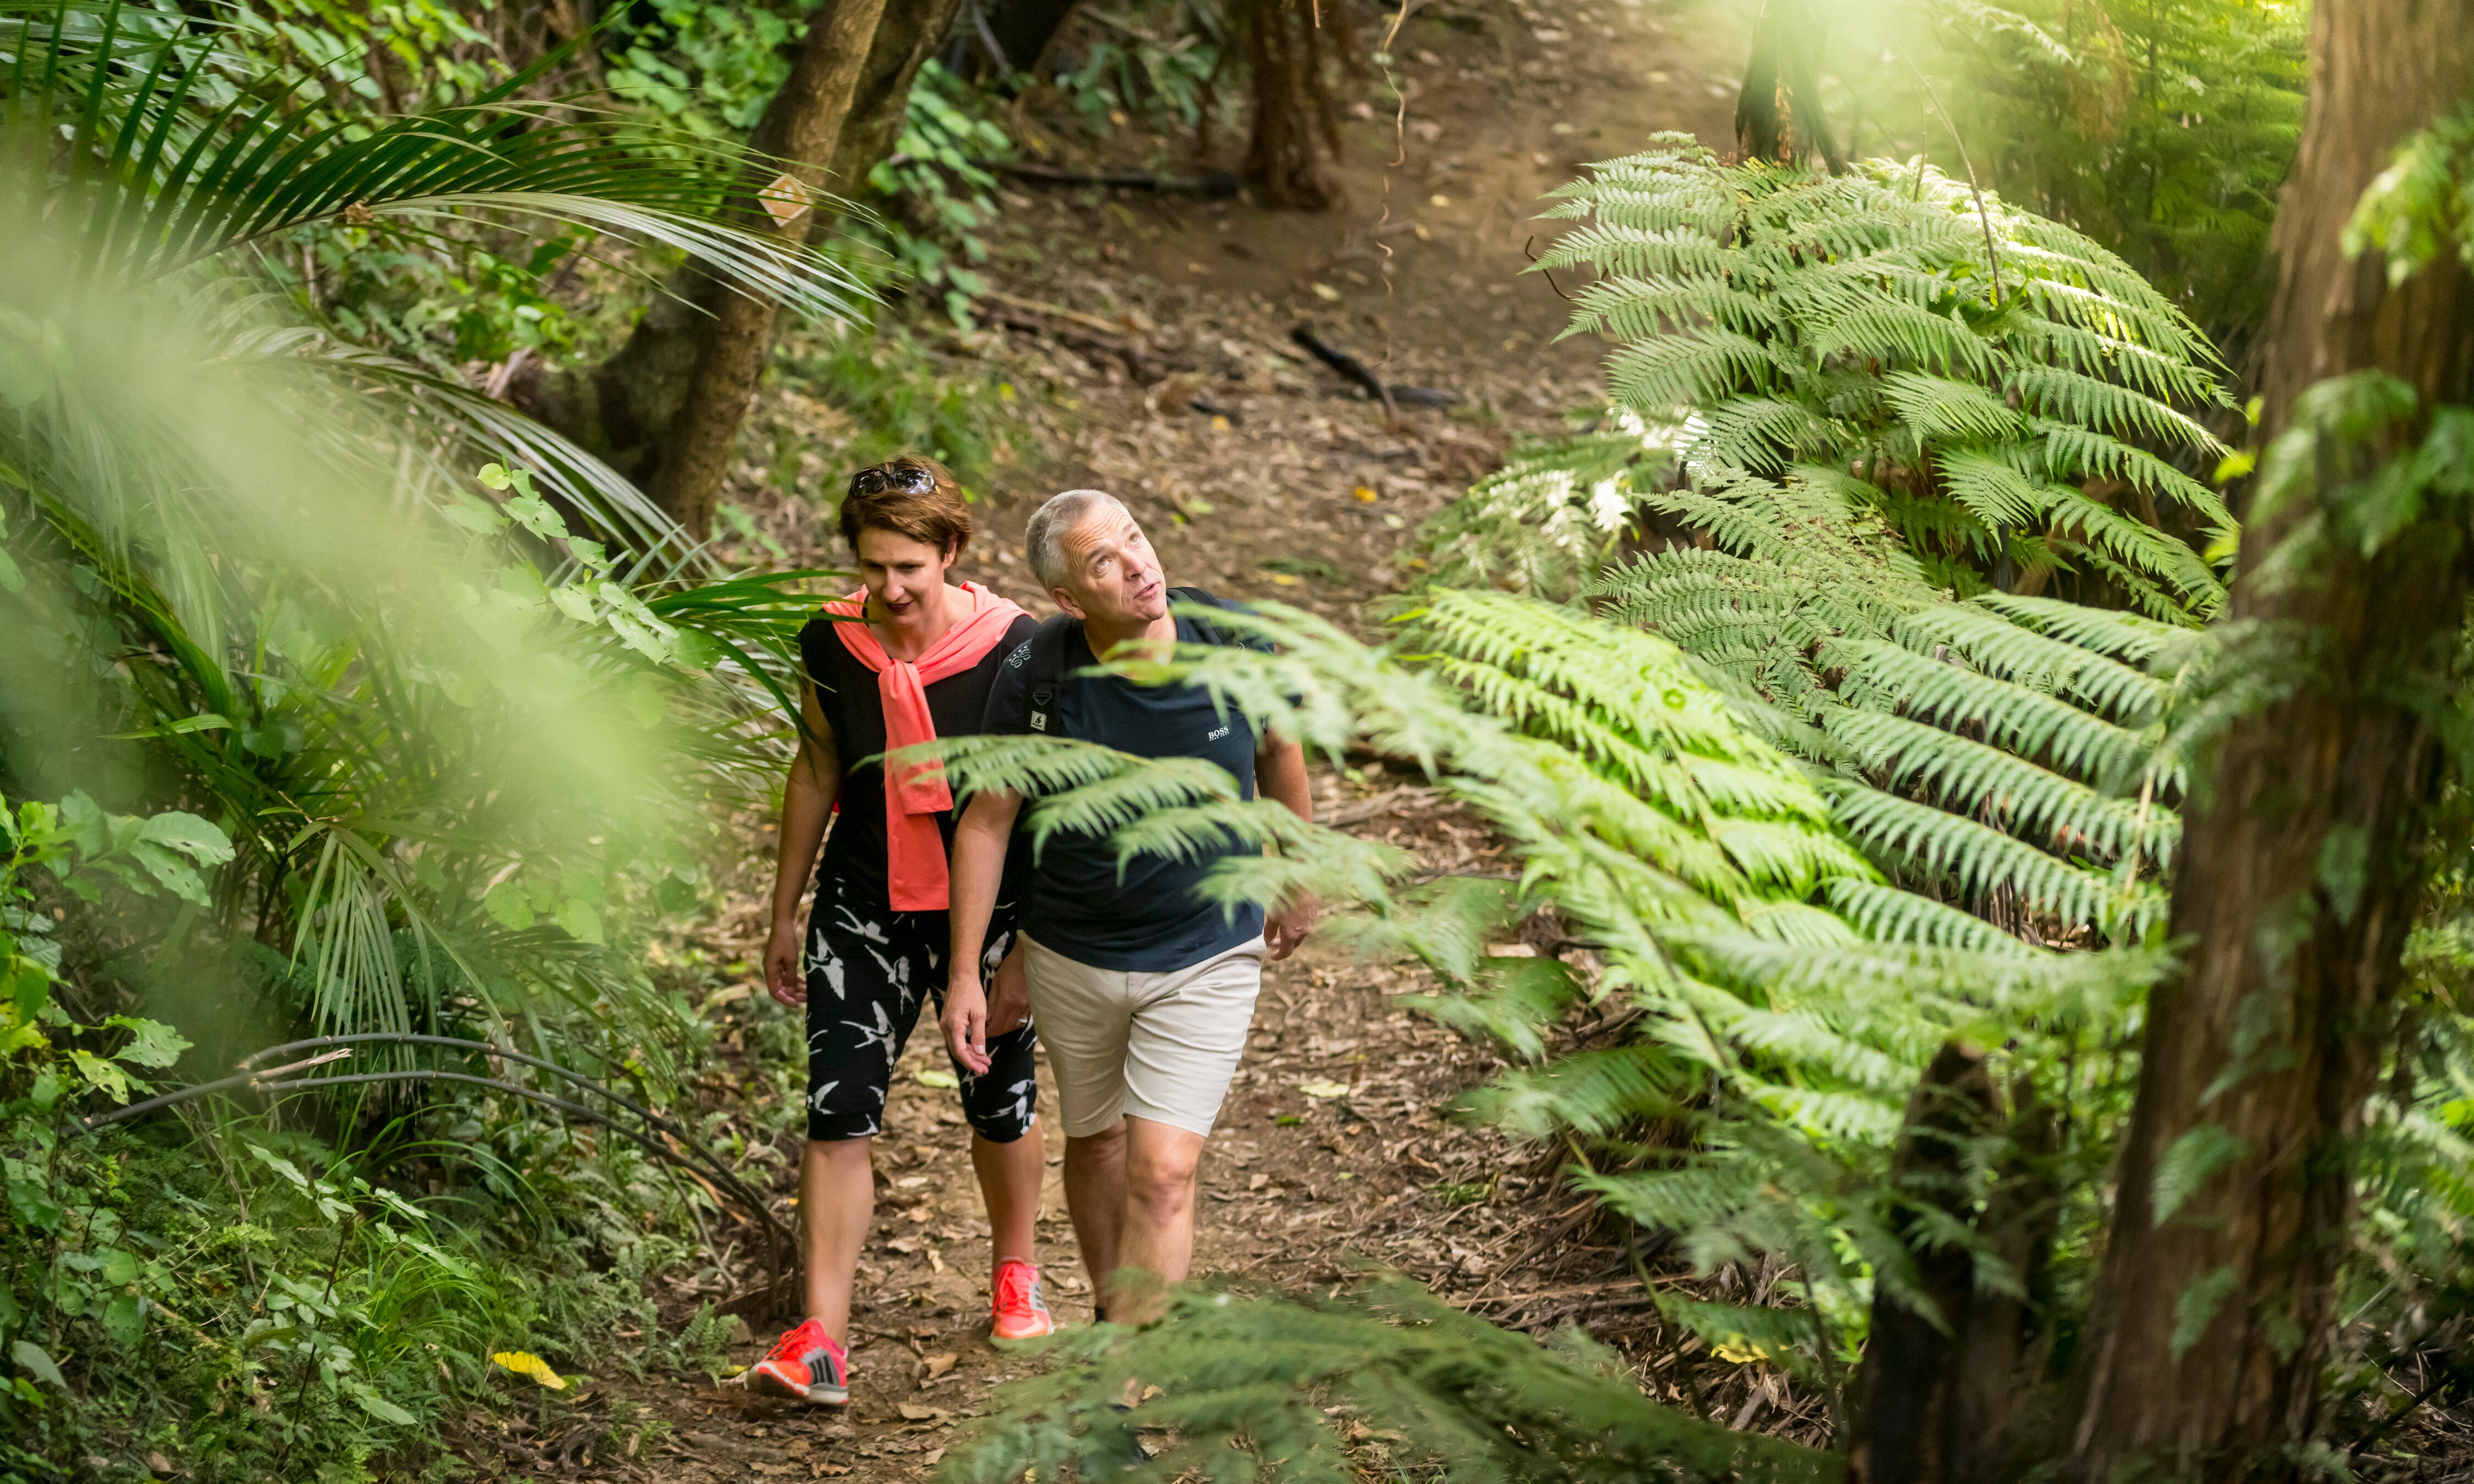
[991,1258,1055,1341]
[749,1317,849,1405]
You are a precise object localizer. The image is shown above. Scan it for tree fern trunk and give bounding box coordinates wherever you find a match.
[1732,0,1838,171]
[1848,1044,2056,1483]
[2063,2,2474,1477]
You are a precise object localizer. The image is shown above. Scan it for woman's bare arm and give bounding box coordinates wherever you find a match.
[765,683,842,1006]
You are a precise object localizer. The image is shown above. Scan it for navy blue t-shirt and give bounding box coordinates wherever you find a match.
[981,599,1270,972]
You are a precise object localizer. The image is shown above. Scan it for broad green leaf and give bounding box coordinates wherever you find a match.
[554,897,603,946]
[68,1049,130,1103]
[349,1380,418,1426]
[10,1339,64,1390]
[8,1179,63,1231]
[101,1294,144,1346]
[135,812,234,863]
[104,1015,191,1069]
[5,958,52,1023]
[128,841,207,903]
[482,881,535,929]
[245,1144,313,1192]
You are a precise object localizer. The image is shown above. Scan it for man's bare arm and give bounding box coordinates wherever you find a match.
[1257,735,1317,960]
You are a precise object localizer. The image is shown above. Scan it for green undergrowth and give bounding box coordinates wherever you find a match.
[0,793,764,1484]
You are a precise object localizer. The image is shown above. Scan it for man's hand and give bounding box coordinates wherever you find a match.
[943,973,992,1075]
[764,920,805,1007]
[986,940,1031,1037]
[1266,893,1317,961]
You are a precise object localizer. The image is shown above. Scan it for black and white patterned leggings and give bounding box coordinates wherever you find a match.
[803,876,1039,1144]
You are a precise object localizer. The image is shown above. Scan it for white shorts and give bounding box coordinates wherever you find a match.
[1022,933,1264,1139]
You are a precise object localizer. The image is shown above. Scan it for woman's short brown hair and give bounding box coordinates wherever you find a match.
[838,455,971,557]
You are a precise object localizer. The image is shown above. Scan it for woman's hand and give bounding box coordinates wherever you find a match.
[765,919,806,1007]
[942,971,992,1076]
[986,940,1031,1037]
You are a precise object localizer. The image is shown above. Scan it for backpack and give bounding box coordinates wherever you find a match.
[1025,586,1225,735]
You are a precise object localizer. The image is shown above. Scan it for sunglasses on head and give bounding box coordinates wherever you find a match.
[848,464,935,496]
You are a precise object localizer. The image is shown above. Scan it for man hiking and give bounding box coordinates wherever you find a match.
[753,458,1056,1407]
[942,489,1314,1326]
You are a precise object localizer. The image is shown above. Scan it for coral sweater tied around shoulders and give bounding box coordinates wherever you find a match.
[826,581,1027,911]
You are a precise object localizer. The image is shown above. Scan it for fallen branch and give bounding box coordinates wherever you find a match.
[986,290,1166,383]
[993,160,1242,196]
[1289,325,1464,412]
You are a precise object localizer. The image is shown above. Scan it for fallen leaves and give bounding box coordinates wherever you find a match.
[896,1402,949,1421]
[923,1352,959,1380]
[1297,1080,1352,1099]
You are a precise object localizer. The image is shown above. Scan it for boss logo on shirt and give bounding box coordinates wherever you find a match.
[1207,724,1231,741]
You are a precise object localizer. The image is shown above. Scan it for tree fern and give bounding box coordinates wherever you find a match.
[934,599,2161,1419]
[1528,138,2234,622]
[946,1278,1838,1484]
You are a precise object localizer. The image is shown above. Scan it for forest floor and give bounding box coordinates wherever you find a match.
[451,2,1797,1480]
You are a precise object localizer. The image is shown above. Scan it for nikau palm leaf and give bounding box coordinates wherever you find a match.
[3,0,872,550]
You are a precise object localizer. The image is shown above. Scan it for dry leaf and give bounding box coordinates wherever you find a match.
[924,1352,959,1380]
[1247,1172,1271,1190]
[490,1351,567,1389]
[1354,486,1379,502]
[1297,1080,1351,1098]
[1310,283,1342,301]
[897,1401,948,1421]
[923,1448,946,1467]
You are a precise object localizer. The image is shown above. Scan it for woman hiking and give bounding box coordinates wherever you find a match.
[755,457,1052,1406]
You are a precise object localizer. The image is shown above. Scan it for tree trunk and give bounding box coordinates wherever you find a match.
[1236,0,1355,211]
[647,0,888,542]
[829,0,967,196]
[1733,0,1840,171]
[513,0,955,542]
[2062,3,2474,1478]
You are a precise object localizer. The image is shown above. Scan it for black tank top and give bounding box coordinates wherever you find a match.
[796,610,1039,905]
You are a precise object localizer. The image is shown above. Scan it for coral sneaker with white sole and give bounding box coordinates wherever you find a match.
[991,1258,1055,1341]
[749,1317,849,1405]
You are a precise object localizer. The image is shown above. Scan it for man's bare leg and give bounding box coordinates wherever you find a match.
[1114,1116,1208,1325]
[1063,1122,1129,1310]
[798,1137,874,1339]
[970,1125,1046,1270]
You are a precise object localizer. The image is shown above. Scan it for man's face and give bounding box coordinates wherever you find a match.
[1051,503,1167,627]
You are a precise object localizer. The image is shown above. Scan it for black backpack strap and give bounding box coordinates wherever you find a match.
[1024,613,1077,735]
[1166,585,1228,648]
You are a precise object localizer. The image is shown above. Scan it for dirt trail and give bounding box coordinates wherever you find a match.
[459,4,1765,1480]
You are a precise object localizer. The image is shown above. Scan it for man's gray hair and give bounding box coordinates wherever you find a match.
[1025,488,1129,592]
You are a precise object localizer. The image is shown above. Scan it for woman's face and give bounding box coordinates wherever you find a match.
[855,526,957,626]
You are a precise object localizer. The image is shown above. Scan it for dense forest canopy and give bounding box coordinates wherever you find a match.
[3,1,2473,1482]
